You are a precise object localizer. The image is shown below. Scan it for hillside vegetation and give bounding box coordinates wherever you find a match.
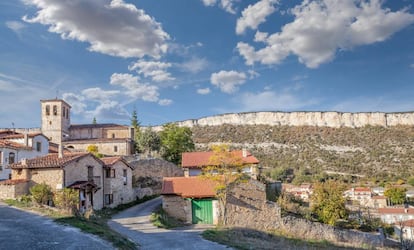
[191,124,414,183]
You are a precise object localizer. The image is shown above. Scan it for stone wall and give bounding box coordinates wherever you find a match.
[128,158,184,196]
[0,180,29,199]
[225,179,384,248]
[104,161,134,208]
[162,195,191,223]
[152,111,414,130]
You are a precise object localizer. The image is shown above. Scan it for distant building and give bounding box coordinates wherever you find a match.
[40,99,135,156]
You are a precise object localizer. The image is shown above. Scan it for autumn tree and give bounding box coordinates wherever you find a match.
[311,180,348,226]
[159,123,194,165]
[202,144,246,225]
[136,127,161,156]
[384,186,407,205]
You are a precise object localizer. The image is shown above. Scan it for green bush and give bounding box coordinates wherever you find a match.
[30,183,53,205]
[54,188,79,214]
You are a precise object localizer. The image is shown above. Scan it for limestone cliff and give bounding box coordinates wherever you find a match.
[156,111,414,128]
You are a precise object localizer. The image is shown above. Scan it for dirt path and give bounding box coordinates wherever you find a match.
[108,197,230,250]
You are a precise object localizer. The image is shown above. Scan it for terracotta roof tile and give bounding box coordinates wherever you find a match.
[378,207,414,215]
[0,140,31,150]
[182,150,259,168]
[10,153,94,169]
[161,177,216,198]
[0,179,29,185]
[101,156,133,169]
[396,219,414,227]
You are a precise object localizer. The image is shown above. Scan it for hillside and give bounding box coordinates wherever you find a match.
[191,124,414,183]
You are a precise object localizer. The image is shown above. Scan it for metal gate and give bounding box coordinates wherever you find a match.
[191,199,213,224]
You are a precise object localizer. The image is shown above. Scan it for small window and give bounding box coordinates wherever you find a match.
[63,107,66,118]
[53,105,58,115]
[112,133,115,139]
[104,194,113,205]
[45,105,50,116]
[105,169,115,178]
[9,152,15,164]
[88,166,93,180]
[36,142,42,152]
[114,146,118,152]
[66,110,69,119]
[123,169,127,185]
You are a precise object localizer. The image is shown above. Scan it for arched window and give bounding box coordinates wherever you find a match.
[53,105,58,115]
[45,105,50,116]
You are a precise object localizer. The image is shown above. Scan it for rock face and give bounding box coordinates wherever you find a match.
[155,111,414,129]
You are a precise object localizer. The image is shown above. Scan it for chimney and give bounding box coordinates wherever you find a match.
[242,148,247,158]
[58,144,64,158]
[24,132,29,147]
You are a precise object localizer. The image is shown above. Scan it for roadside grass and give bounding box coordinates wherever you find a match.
[3,195,158,250]
[202,227,368,250]
[150,205,187,229]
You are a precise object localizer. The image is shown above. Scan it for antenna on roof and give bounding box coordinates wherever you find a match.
[11,122,15,132]
[55,90,59,99]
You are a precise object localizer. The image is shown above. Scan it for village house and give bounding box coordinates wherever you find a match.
[101,156,134,208]
[394,219,414,242]
[0,131,49,180]
[161,176,219,224]
[282,183,313,202]
[344,187,372,204]
[181,149,260,179]
[378,207,414,224]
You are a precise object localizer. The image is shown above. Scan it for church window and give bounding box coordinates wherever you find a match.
[45,105,50,116]
[53,105,58,116]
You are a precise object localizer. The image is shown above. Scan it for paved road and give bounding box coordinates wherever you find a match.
[0,202,114,249]
[108,197,231,250]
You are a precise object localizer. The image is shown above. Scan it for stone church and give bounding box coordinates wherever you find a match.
[40,99,135,156]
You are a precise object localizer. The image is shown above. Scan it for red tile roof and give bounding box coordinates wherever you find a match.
[396,219,414,227]
[378,207,414,215]
[0,133,45,140]
[101,156,133,169]
[10,153,99,169]
[0,140,31,150]
[0,179,29,185]
[161,177,216,198]
[181,150,259,168]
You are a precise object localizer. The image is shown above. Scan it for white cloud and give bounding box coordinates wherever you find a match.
[178,57,209,74]
[201,0,238,14]
[197,88,211,95]
[410,63,414,68]
[23,0,169,58]
[110,73,160,102]
[210,70,246,94]
[247,69,260,79]
[6,21,26,34]
[129,60,174,82]
[62,92,86,114]
[86,101,130,120]
[81,88,120,102]
[158,99,173,106]
[237,0,414,68]
[236,0,278,35]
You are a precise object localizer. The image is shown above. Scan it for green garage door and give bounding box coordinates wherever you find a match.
[191,199,213,224]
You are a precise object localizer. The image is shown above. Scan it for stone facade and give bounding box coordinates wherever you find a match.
[0,180,29,199]
[104,161,134,208]
[64,140,132,156]
[40,99,71,145]
[152,111,414,129]
[162,195,192,223]
[129,158,184,195]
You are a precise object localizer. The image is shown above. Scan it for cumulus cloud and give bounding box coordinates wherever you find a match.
[110,73,161,102]
[201,0,238,14]
[129,60,174,82]
[81,88,120,102]
[62,92,86,114]
[197,88,211,95]
[85,101,130,120]
[6,21,26,34]
[210,70,246,93]
[158,99,173,106]
[178,57,209,74]
[22,0,169,58]
[237,0,414,68]
[236,0,278,35]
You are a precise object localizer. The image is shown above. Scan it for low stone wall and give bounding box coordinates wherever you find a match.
[162,195,191,223]
[0,180,29,199]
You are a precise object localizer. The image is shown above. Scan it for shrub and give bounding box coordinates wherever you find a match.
[54,188,79,214]
[30,183,53,205]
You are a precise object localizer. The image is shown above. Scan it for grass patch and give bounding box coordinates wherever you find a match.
[202,227,367,250]
[4,195,158,250]
[150,205,187,229]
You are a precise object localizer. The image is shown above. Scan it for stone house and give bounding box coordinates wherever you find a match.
[394,219,414,241]
[101,156,134,208]
[0,132,49,180]
[10,152,105,211]
[161,176,219,224]
[344,187,372,205]
[282,183,313,202]
[181,149,259,178]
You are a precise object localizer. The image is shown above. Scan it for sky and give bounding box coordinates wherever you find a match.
[0,0,414,128]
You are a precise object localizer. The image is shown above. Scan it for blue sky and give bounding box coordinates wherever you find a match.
[1,0,414,128]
